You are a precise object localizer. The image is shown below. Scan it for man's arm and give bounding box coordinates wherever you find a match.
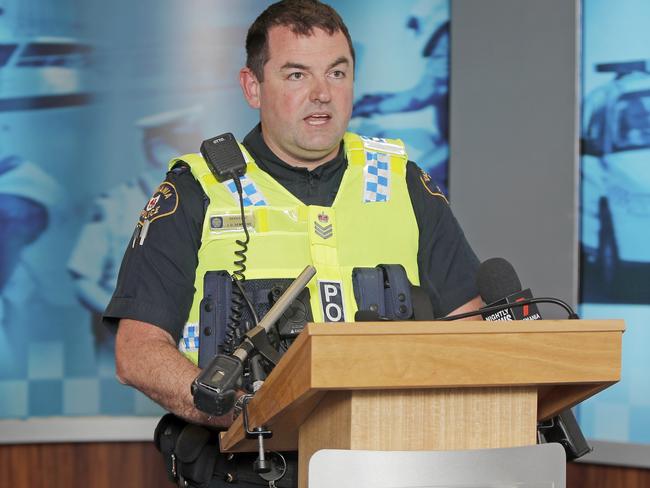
[447,295,483,320]
[115,318,233,428]
[405,162,482,317]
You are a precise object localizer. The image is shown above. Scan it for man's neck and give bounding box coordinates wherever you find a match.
[261,131,341,170]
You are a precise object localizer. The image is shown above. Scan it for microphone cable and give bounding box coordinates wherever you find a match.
[440,297,579,321]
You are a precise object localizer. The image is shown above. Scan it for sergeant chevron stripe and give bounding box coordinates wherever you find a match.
[314,221,333,239]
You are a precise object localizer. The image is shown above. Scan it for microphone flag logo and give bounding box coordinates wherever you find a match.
[482,289,542,321]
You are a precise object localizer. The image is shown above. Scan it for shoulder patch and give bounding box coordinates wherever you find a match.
[139,181,179,225]
[418,168,449,204]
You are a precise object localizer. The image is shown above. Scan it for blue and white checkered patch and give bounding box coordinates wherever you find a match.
[360,136,406,156]
[224,175,267,207]
[179,323,199,353]
[364,151,391,202]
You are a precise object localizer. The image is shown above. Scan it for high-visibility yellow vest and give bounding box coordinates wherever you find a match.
[172,133,420,364]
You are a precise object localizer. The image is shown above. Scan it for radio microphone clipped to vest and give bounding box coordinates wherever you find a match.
[200,132,254,326]
[200,132,247,182]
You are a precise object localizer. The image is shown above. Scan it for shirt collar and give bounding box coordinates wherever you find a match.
[242,124,346,181]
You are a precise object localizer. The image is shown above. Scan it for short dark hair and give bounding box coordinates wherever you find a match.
[246,0,355,81]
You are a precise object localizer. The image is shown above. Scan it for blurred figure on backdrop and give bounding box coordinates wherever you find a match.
[67,107,203,355]
[0,156,60,371]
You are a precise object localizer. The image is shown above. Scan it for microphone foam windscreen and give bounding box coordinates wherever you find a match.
[477,257,522,304]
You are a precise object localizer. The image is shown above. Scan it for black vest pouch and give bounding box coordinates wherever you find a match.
[199,271,232,368]
[352,264,414,320]
[351,267,386,316]
[379,264,414,320]
[198,273,312,369]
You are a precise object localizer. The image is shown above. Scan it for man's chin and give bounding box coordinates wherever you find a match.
[298,131,344,152]
[296,140,341,162]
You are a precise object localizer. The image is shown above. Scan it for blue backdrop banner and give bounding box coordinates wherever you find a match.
[0,0,450,438]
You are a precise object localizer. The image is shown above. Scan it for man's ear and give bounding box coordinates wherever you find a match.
[239,67,261,109]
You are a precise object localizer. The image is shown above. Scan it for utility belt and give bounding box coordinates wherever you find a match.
[155,413,297,487]
[159,264,432,487]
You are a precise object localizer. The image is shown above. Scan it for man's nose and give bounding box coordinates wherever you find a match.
[310,77,332,104]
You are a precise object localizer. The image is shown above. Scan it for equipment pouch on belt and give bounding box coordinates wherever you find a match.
[155,414,298,487]
[155,413,219,488]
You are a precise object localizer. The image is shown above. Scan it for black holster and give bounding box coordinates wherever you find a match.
[155,413,220,487]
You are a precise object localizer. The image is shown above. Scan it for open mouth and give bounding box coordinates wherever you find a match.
[304,113,331,125]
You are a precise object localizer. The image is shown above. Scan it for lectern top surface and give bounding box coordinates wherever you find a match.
[304,319,625,336]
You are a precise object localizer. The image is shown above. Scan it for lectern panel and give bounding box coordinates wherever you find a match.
[298,387,538,488]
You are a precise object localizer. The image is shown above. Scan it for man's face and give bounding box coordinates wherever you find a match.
[241,26,354,167]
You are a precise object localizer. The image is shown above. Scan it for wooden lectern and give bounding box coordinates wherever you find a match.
[219,320,624,487]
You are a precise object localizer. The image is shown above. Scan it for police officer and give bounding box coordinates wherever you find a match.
[68,107,202,352]
[105,1,482,486]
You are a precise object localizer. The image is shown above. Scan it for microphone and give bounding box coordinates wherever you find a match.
[441,258,579,321]
[477,258,542,321]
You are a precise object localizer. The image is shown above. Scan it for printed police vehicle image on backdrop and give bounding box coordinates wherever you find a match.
[0,0,450,441]
[577,0,650,450]
[580,2,650,305]
[581,58,650,303]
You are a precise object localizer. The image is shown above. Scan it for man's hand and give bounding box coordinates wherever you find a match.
[115,318,235,428]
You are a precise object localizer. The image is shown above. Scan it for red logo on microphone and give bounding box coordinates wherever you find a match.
[515,297,529,317]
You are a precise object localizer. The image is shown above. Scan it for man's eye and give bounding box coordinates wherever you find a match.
[330,70,346,79]
[288,72,304,80]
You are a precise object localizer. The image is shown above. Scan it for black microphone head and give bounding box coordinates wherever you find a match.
[477,258,522,304]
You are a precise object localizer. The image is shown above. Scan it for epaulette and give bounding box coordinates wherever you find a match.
[169,160,191,175]
[359,135,407,156]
